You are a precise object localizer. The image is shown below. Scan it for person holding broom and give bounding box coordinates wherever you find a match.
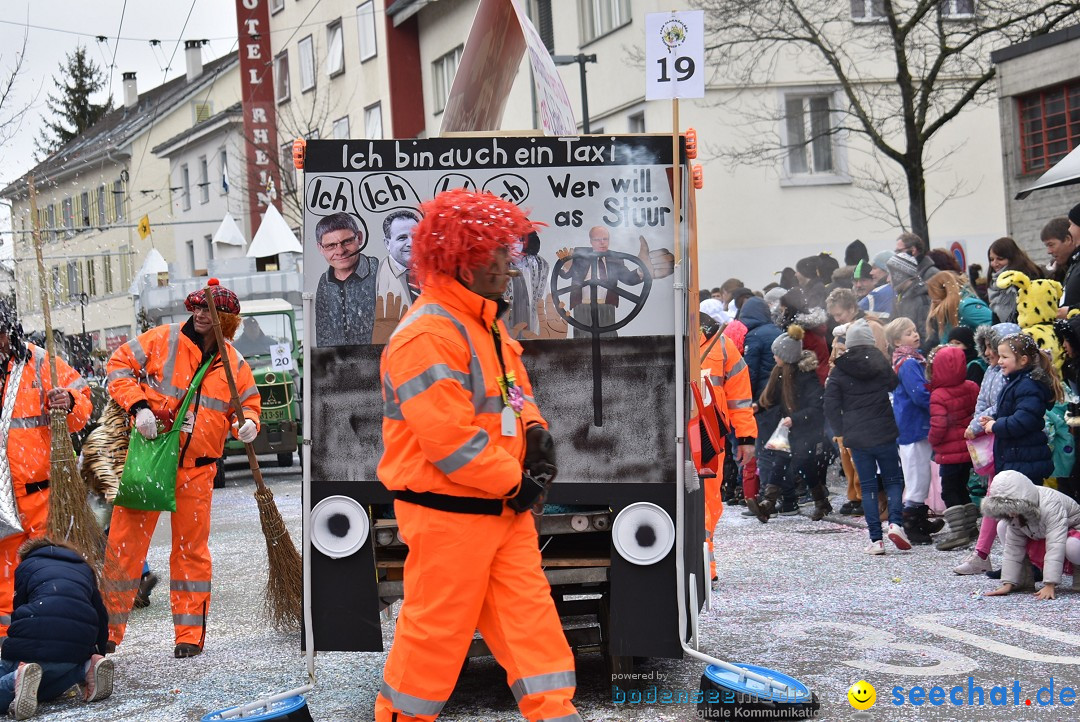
[374,189,580,722]
[0,299,93,640]
[102,281,260,658]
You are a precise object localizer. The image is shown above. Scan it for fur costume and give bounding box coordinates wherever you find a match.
[80,400,130,502]
[996,270,1063,369]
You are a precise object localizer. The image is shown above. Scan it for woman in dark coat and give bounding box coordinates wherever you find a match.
[981,333,1060,484]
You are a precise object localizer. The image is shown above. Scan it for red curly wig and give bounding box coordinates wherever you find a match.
[410,188,540,286]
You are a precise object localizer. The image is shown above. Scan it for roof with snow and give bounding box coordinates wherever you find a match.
[0,52,239,200]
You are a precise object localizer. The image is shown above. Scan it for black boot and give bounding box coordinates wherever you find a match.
[810,484,832,521]
[746,484,780,524]
[919,505,945,535]
[132,572,159,609]
[902,507,934,545]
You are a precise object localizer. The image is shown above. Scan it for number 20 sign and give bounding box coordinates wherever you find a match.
[645,11,705,101]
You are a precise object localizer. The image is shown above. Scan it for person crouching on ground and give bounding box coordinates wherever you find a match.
[746,325,825,522]
[0,538,113,720]
[982,471,1080,600]
[823,319,910,554]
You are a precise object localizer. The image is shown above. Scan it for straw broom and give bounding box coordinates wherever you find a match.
[28,176,103,565]
[203,286,302,630]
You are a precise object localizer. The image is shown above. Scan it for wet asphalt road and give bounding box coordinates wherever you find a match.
[42,464,1080,721]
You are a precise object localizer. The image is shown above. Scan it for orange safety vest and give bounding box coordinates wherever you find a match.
[3,343,92,493]
[379,276,547,499]
[106,323,260,465]
[700,332,756,441]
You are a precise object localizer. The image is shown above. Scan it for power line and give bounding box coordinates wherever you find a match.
[105,0,128,99]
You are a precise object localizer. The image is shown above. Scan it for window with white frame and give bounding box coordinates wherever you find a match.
[205,234,214,264]
[186,240,196,275]
[281,143,296,192]
[783,93,840,178]
[628,111,645,133]
[851,0,886,22]
[219,148,229,194]
[333,116,350,138]
[103,253,114,294]
[580,0,631,43]
[198,156,209,204]
[113,180,124,221]
[181,164,191,210]
[326,20,345,77]
[275,51,290,103]
[62,197,74,234]
[940,0,975,17]
[97,185,106,226]
[299,36,316,92]
[270,0,284,14]
[80,191,90,227]
[357,2,377,61]
[529,0,554,54]
[432,46,463,114]
[365,103,383,139]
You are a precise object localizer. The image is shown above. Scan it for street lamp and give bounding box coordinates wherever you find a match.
[552,53,598,134]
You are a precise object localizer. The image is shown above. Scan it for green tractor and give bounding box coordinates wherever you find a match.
[218,298,302,485]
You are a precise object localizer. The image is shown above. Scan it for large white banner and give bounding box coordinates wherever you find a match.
[302,136,681,348]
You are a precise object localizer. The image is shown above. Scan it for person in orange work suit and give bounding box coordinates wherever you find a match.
[0,299,93,637]
[374,189,580,722]
[101,280,260,659]
[699,312,756,581]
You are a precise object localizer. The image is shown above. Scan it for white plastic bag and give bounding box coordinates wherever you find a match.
[764,421,792,454]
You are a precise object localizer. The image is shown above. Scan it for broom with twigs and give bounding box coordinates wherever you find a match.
[28,176,103,566]
[203,285,303,630]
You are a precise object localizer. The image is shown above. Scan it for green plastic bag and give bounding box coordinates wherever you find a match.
[116,357,214,512]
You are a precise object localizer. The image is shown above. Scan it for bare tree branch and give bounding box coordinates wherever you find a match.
[695,0,1080,241]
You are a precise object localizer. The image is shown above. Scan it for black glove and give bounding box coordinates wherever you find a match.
[524,426,556,475]
[507,462,557,513]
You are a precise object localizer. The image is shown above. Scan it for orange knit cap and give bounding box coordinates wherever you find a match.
[410,188,541,286]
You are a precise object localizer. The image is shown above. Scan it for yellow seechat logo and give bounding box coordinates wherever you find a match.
[848,680,876,710]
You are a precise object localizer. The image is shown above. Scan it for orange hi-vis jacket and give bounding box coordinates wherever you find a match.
[379,276,547,500]
[106,322,261,465]
[3,343,92,492]
[700,332,757,443]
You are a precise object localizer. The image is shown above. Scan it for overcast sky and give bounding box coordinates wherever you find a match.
[0,0,239,258]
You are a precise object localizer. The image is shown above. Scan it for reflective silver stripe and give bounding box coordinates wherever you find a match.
[395,364,470,405]
[239,385,259,403]
[0,615,10,626]
[145,375,186,398]
[728,398,753,409]
[109,612,129,625]
[69,376,89,390]
[708,375,725,388]
[173,613,206,626]
[510,671,577,702]
[524,394,536,403]
[434,429,489,474]
[200,396,231,413]
[10,416,48,429]
[383,373,404,420]
[125,337,148,367]
[476,395,505,414]
[379,681,445,717]
[107,369,137,384]
[388,303,488,412]
[728,358,748,376]
[539,714,583,722]
[170,579,212,593]
[161,324,183,387]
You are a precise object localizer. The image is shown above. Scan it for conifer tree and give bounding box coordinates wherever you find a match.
[35,47,112,159]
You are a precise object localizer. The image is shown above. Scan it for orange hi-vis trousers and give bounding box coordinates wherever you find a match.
[375,500,580,722]
[704,454,726,580]
[103,464,215,648]
[0,490,49,635]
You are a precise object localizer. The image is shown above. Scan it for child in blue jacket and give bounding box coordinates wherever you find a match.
[0,538,113,719]
[884,317,942,544]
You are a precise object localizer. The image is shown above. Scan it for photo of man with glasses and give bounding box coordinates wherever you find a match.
[314,211,379,346]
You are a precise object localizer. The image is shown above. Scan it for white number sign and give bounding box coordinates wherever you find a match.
[270,343,294,372]
[645,11,705,101]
